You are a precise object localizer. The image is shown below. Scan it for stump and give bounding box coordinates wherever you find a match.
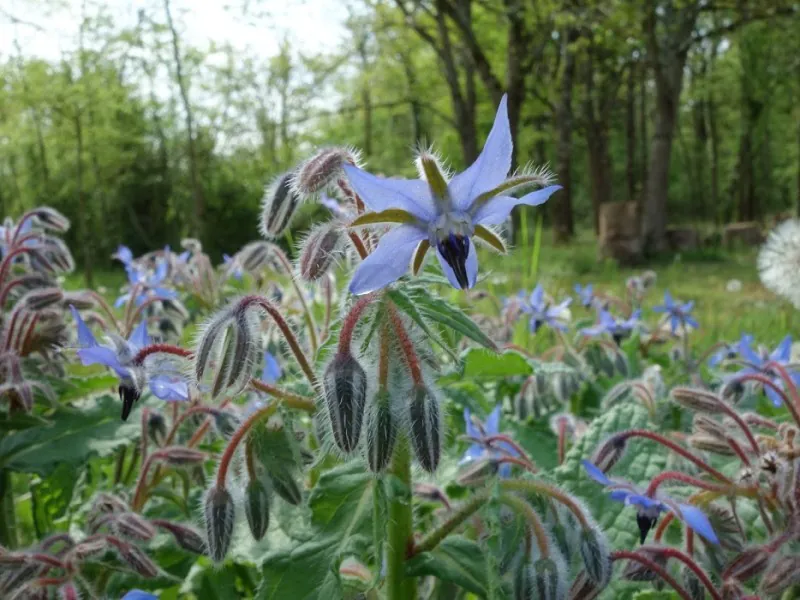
[598,202,641,265]
[723,222,763,249]
[666,227,700,252]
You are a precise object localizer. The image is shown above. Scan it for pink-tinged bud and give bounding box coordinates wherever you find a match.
[590,435,627,473]
[568,571,602,600]
[720,578,745,600]
[69,538,108,561]
[204,486,235,563]
[760,555,800,596]
[409,385,442,473]
[244,478,272,541]
[153,520,206,555]
[22,287,64,310]
[61,291,95,310]
[323,352,367,453]
[456,458,498,487]
[621,548,666,583]
[688,433,736,456]
[293,147,356,197]
[115,513,157,541]
[238,241,272,272]
[156,447,207,467]
[59,583,79,600]
[723,546,770,582]
[365,390,396,473]
[260,172,302,239]
[671,387,724,414]
[32,207,70,232]
[298,224,342,282]
[118,543,159,578]
[579,528,611,586]
[0,552,27,566]
[338,556,373,594]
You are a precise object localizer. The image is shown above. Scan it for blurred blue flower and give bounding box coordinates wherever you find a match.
[582,460,718,544]
[320,192,353,219]
[121,591,158,600]
[461,405,519,477]
[223,253,244,280]
[574,283,594,308]
[653,291,699,335]
[113,245,134,266]
[261,350,282,384]
[344,95,561,294]
[521,284,571,333]
[71,306,188,403]
[734,334,799,407]
[115,256,178,308]
[708,334,754,367]
[581,309,641,344]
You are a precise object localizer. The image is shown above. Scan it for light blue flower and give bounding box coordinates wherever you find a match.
[521,284,571,333]
[115,256,178,308]
[574,283,594,308]
[733,334,799,407]
[121,591,158,600]
[461,406,519,477]
[582,460,718,544]
[320,192,353,219]
[581,310,641,344]
[223,253,244,280]
[113,245,134,266]
[343,95,561,294]
[708,334,754,367]
[653,291,699,335]
[261,351,282,384]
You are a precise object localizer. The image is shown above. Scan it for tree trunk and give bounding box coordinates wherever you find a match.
[626,61,637,203]
[163,0,204,238]
[74,113,93,287]
[399,51,427,142]
[587,128,613,233]
[708,49,720,224]
[553,28,576,242]
[639,59,648,200]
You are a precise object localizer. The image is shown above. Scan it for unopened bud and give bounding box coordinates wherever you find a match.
[115,512,157,541]
[32,207,70,232]
[621,547,666,583]
[720,578,745,600]
[153,520,206,555]
[688,433,736,456]
[721,380,746,404]
[682,567,705,600]
[268,469,303,506]
[22,287,64,310]
[204,486,235,563]
[293,147,355,196]
[118,543,159,578]
[590,435,627,473]
[213,410,240,440]
[533,557,566,600]
[239,241,272,272]
[147,412,168,447]
[323,352,367,453]
[365,390,396,473]
[760,555,800,596]
[706,505,744,552]
[551,371,579,404]
[338,556,373,594]
[62,291,95,310]
[408,385,442,473]
[568,571,602,600]
[456,458,498,487]
[59,583,79,600]
[298,224,342,282]
[723,546,770,582]
[671,387,724,414]
[692,415,728,439]
[579,528,611,586]
[245,478,272,541]
[156,447,206,467]
[260,172,302,239]
[514,561,536,600]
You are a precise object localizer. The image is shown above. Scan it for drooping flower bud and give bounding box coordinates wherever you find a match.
[720,578,745,600]
[153,520,206,554]
[115,512,157,541]
[688,433,736,456]
[533,557,566,600]
[204,486,235,563]
[147,412,168,447]
[760,555,800,596]
[579,528,611,586]
[682,566,706,600]
[22,287,64,310]
[238,241,272,272]
[245,477,272,541]
[621,547,666,583]
[298,223,343,282]
[260,172,302,239]
[267,468,303,506]
[671,387,724,414]
[156,447,207,467]
[408,385,442,473]
[31,207,70,232]
[514,561,536,600]
[293,147,356,197]
[213,409,240,440]
[323,352,367,453]
[365,390,397,473]
[567,571,602,600]
[118,543,159,578]
[723,546,770,582]
[59,583,79,600]
[590,435,627,473]
[69,538,108,561]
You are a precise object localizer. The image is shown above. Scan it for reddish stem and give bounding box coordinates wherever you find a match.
[250,378,315,412]
[388,305,423,384]
[725,436,752,466]
[645,471,734,497]
[641,545,722,600]
[736,373,800,427]
[348,232,369,259]
[654,512,676,542]
[337,295,376,353]
[482,434,537,470]
[133,343,194,366]
[215,401,278,488]
[494,455,538,474]
[611,551,693,600]
[29,553,65,570]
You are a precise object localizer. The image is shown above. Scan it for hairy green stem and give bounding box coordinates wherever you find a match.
[413,491,491,555]
[0,468,17,548]
[387,436,416,600]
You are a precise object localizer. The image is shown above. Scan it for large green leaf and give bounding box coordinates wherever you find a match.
[460,348,532,379]
[257,463,374,600]
[405,536,491,597]
[0,394,140,476]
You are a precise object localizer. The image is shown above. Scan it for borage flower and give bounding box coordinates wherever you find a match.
[261,350,282,384]
[460,405,520,478]
[71,307,189,420]
[574,283,594,308]
[653,291,698,335]
[708,334,754,367]
[582,460,718,544]
[733,334,800,407]
[581,310,641,345]
[121,591,157,600]
[522,284,571,333]
[222,253,244,281]
[114,249,178,308]
[343,96,561,294]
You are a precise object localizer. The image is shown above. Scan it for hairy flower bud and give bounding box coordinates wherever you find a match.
[293,147,356,197]
[514,561,536,600]
[579,528,611,586]
[22,287,64,310]
[692,415,728,439]
[153,520,206,555]
[267,469,303,506]
[118,543,159,578]
[213,410,240,440]
[671,387,724,414]
[239,241,272,272]
[204,486,235,563]
[156,447,207,467]
[723,546,770,582]
[760,555,800,596]
[59,583,79,600]
[590,435,627,473]
[688,433,736,456]
[298,224,342,282]
[323,352,367,453]
[365,390,397,473]
[532,557,566,600]
[115,512,157,541]
[245,478,272,541]
[408,385,442,473]
[621,548,666,583]
[682,567,705,600]
[147,412,168,447]
[260,172,302,239]
[32,207,70,232]
[568,570,602,600]
[720,578,745,600]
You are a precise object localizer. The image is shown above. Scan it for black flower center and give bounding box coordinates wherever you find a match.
[437,233,471,289]
[636,512,658,544]
[119,384,141,422]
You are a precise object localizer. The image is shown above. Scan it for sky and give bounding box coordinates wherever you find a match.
[0,0,347,61]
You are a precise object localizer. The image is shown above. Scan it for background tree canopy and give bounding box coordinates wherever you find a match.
[1,0,798,282]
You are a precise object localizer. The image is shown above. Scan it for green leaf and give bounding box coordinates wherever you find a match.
[0,394,140,476]
[405,536,490,597]
[387,288,457,361]
[460,348,532,379]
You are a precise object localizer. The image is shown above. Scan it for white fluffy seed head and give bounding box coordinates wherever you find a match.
[758,219,800,308]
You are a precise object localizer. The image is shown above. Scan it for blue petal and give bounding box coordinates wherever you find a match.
[153,260,168,284]
[498,463,512,478]
[149,375,189,402]
[78,346,128,379]
[70,305,97,348]
[450,95,512,210]
[663,291,674,308]
[529,284,544,310]
[739,337,762,366]
[114,293,130,309]
[771,335,792,362]
[262,351,282,384]
[609,490,631,503]
[128,321,149,350]
[435,241,478,289]
[178,250,191,263]
[463,407,481,439]
[765,383,784,407]
[485,405,501,435]
[471,186,561,226]
[461,445,484,462]
[582,460,612,486]
[342,165,435,221]
[625,494,664,511]
[121,591,159,600]
[676,504,719,544]
[152,286,178,300]
[114,245,134,265]
[348,225,427,295]
[685,316,699,330]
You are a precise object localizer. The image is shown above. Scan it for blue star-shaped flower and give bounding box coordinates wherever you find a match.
[574,283,594,308]
[460,406,520,477]
[521,284,572,333]
[582,460,718,544]
[343,95,561,294]
[121,591,158,600]
[261,350,282,384]
[708,334,754,367]
[733,334,799,407]
[223,253,244,281]
[653,291,699,335]
[581,310,641,344]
